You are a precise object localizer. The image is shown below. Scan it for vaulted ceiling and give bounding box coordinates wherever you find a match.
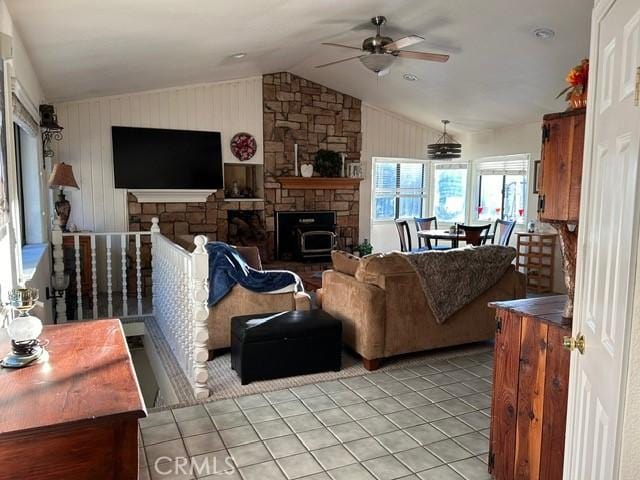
[6,0,591,131]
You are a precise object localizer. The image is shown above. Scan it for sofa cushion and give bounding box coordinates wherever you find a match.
[355,252,414,288]
[331,250,360,276]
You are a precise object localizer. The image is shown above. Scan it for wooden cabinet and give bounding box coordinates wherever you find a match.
[515,233,557,293]
[539,108,585,222]
[0,319,146,479]
[488,296,571,480]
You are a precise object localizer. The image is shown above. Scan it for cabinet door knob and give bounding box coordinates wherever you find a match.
[563,333,585,354]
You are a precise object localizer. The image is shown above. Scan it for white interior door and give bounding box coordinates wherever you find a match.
[564,0,640,478]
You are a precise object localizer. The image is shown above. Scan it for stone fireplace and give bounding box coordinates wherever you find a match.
[127,71,362,270]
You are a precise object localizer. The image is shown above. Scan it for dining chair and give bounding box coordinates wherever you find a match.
[395,219,429,253]
[459,224,492,246]
[395,219,413,252]
[414,217,450,250]
[492,219,517,246]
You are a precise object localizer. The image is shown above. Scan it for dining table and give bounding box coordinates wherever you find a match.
[417,228,495,249]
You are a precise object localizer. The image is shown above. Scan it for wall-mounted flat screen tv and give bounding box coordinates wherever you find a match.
[112,126,223,189]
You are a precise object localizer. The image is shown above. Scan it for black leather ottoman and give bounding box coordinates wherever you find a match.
[230,310,342,385]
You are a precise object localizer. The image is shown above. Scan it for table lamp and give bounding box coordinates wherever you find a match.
[2,287,44,368]
[48,162,79,231]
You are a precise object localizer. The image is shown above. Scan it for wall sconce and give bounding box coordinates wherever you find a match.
[39,104,63,168]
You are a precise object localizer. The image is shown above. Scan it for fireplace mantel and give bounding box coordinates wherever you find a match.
[276,177,363,190]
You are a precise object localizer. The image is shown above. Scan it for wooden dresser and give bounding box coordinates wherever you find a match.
[0,319,146,479]
[488,296,571,480]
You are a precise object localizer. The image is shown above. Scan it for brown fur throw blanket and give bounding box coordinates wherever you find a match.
[402,245,517,324]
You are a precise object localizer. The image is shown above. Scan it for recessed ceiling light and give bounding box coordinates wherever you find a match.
[231,52,247,59]
[533,28,555,39]
[403,73,419,82]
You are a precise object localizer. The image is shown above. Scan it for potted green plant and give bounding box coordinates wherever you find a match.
[314,149,342,177]
[354,239,373,257]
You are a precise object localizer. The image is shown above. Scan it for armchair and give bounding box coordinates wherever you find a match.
[206,246,311,350]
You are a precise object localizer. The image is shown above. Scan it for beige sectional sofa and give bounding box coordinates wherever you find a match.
[320,251,525,370]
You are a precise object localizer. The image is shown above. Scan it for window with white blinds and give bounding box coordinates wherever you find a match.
[433,163,468,223]
[476,154,529,175]
[373,159,428,221]
[475,154,529,223]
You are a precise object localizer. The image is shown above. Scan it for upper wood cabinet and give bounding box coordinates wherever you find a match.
[538,108,585,223]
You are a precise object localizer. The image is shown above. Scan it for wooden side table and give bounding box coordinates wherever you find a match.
[0,319,146,479]
[515,232,557,293]
[488,296,571,479]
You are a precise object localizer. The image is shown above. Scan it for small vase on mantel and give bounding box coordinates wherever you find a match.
[300,163,314,178]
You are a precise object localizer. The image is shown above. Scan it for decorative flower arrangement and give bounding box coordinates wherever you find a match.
[230,132,257,162]
[557,59,589,109]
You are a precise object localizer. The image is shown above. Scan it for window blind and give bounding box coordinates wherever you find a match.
[476,154,529,175]
[435,162,468,171]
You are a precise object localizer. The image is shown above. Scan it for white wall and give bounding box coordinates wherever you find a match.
[0,0,46,308]
[360,104,440,252]
[466,121,565,293]
[54,76,264,232]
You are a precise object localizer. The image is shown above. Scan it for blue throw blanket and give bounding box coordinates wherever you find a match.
[205,242,303,306]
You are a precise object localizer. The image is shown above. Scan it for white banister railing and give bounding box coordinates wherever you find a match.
[151,227,210,399]
[51,218,159,322]
[51,216,211,398]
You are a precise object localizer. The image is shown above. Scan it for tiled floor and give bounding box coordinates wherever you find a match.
[138,351,493,480]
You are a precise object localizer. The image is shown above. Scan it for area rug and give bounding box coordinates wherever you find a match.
[144,317,493,408]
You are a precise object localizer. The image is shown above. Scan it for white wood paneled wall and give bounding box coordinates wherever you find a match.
[359,104,440,242]
[53,76,264,233]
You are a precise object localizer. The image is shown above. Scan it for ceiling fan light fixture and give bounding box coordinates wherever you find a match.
[427,120,462,160]
[360,53,395,76]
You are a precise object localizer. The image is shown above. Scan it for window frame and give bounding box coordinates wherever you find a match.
[473,154,530,224]
[431,162,469,225]
[371,157,430,223]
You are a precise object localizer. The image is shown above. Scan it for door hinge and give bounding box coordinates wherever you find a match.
[635,67,640,107]
[541,124,550,143]
[496,317,502,334]
[537,194,545,213]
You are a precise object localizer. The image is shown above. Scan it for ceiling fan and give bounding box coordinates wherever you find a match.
[316,16,450,76]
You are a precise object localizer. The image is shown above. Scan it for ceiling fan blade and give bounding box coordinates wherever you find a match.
[321,42,362,51]
[315,55,364,68]
[394,50,450,63]
[384,35,424,51]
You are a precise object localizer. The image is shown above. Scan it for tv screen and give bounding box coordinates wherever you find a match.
[112,126,223,189]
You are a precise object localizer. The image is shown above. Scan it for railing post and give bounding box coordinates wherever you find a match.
[51,217,67,323]
[191,235,209,399]
[150,217,160,317]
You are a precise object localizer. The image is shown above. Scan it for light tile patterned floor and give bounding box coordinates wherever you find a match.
[138,350,493,480]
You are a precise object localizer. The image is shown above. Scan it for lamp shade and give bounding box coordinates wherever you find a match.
[48,162,79,190]
[360,53,395,76]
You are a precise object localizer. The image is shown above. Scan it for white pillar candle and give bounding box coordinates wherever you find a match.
[294,143,299,176]
[341,152,346,177]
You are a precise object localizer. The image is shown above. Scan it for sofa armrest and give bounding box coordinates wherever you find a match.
[294,291,311,310]
[207,286,308,350]
[321,270,386,361]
